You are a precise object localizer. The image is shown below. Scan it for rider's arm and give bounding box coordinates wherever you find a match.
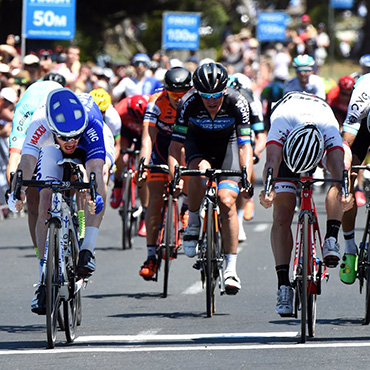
[11,154,38,191]
[262,143,283,182]
[238,143,254,183]
[168,141,183,178]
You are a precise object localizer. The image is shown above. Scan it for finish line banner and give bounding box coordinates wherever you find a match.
[24,0,76,40]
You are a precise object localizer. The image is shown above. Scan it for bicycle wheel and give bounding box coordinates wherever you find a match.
[64,230,79,343]
[364,240,370,325]
[46,222,61,349]
[300,212,309,343]
[307,293,317,337]
[206,202,216,318]
[121,174,133,250]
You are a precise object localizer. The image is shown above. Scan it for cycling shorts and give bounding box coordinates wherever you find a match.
[351,118,370,163]
[121,126,141,150]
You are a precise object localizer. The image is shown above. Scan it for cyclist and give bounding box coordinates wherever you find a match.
[7,88,115,314]
[7,79,65,257]
[341,72,370,284]
[227,73,266,239]
[113,94,150,236]
[326,75,355,128]
[259,91,353,316]
[137,66,192,280]
[168,62,254,295]
[283,54,326,99]
[43,72,67,87]
[89,87,122,163]
[351,54,370,81]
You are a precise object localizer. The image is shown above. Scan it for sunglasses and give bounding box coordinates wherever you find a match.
[198,89,226,99]
[296,68,313,74]
[56,133,83,142]
[167,90,188,99]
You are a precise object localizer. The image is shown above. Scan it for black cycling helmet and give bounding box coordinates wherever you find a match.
[193,62,228,93]
[164,67,192,92]
[43,73,67,87]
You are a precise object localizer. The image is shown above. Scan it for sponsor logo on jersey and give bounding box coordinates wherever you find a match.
[350,92,369,112]
[86,127,99,142]
[30,125,47,145]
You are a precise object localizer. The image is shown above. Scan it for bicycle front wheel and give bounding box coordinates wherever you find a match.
[46,222,61,349]
[121,174,134,250]
[364,242,370,324]
[300,212,309,343]
[64,230,79,343]
[206,202,216,318]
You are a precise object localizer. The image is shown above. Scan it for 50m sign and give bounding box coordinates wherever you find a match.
[24,0,76,40]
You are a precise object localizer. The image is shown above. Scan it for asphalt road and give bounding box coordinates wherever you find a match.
[2,166,370,369]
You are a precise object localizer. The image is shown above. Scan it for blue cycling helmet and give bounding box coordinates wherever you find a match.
[292,54,315,70]
[359,54,370,68]
[46,88,88,138]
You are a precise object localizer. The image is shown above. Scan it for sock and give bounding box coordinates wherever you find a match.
[237,209,244,223]
[146,244,157,259]
[188,210,200,226]
[343,230,357,255]
[114,177,123,188]
[141,207,147,221]
[81,226,99,253]
[224,253,237,273]
[325,220,341,241]
[276,264,290,288]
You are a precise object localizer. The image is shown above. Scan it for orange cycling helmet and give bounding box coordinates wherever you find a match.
[89,88,111,113]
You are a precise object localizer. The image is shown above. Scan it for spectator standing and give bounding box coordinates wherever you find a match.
[23,54,41,84]
[314,23,330,74]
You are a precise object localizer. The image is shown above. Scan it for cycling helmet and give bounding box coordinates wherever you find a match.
[46,88,88,138]
[292,54,315,70]
[193,62,228,93]
[89,88,111,112]
[338,75,355,92]
[233,73,251,90]
[128,95,148,121]
[132,53,150,67]
[43,73,66,87]
[164,67,192,92]
[359,54,370,68]
[283,124,324,173]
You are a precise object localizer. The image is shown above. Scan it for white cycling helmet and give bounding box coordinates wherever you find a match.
[359,54,370,68]
[283,124,324,173]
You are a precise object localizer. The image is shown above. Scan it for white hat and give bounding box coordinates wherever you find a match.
[169,58,184,68]
[0,63,10,74]
[23,54,40,65]
[1,87,17,104]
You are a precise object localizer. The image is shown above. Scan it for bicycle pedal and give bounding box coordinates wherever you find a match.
[193,260,201,270]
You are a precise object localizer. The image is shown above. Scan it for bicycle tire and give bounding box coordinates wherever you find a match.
[364,239,370,325]
[46,222,60,349]
[206,202,216,318]
[307,293,317,337]
[121,174,133,250]
[76,290,82,326]
[300,212,309,343]
[64,230,79,343]
[163,198,172,298]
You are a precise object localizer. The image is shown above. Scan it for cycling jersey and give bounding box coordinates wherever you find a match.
[10,80,62,153]
[283,74,326,99]
[343,73,370,136]
[112,76,162,100]
[326,85,349,126]
[104,104,122,139]
[268,91,343,153]
[172,88,251,146]
[115,95,150,136]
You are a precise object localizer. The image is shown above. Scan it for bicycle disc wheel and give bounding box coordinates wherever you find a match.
[64,231,79,343]
[121,175,133,250]
[206,203,216,317]
[300,212,309,343]
[46,223,60,349]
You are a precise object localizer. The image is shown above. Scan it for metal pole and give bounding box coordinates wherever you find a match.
[328,2,334,76]
[21,0,27,68]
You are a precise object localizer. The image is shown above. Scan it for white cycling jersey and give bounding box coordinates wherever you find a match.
[268,92,343,152]
[283,74,326,99]
[104,104,121,138]
[343,73,370,136]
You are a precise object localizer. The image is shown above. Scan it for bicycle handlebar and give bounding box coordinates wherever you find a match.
[172,165,254,197]
[13,169,97,202]
[264,167,349,198]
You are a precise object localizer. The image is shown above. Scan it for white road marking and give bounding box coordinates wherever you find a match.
[254,224,269,232]
[182,281,203,295]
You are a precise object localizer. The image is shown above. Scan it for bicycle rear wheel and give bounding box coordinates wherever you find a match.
[64,230,79,343]
[121,174,134,250]
[300,212,309,343]
[46,222,61,349]
[206,203,216,317]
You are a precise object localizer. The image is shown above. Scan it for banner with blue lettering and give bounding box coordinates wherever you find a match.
[256,12,287,42]
[162,12,201,50]
[24,0,76,40]
[330,0,354,9]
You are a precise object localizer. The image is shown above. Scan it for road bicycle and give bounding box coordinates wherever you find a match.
[351,165,370,325]
[265,167,348,343]
[172,165,252,317]
[13,160,97,349]
[118,143,141,250]
[137,158,182,298]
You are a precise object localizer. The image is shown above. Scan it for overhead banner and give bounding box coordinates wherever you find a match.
[256,12,287,42]
[330,0,354,9]
[162,12,201,50]
[23,0,76,40]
